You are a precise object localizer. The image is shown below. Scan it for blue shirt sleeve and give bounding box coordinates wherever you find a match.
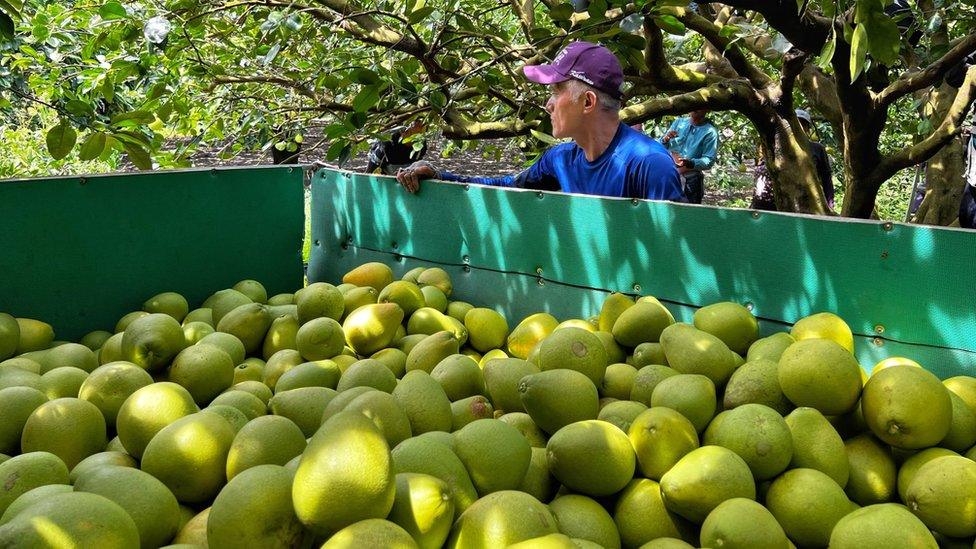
[688,127,719,170]
[664,119,681,151]
[438,147,560,190]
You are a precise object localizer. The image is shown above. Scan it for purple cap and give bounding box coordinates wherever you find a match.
[523,41,624,99]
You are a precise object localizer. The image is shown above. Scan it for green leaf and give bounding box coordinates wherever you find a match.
[79,132,107,161]
[351,69,380,85]
[408,6,436,24]
[549,3,574,22]
[123,141,152,170]
[817,28,837,70]
[111,110,155,125]
[530,129,559,145]
[147,82,167,101]
[0,13,13,39]
[588,0,608,22]
[101,76,115,102]
[850,24,868,81]
[263,43,281,65]
[65,100,94,117]
[864,12,901,65]
[352,85,381,112]
[819,0,836,18]
[429,91,447,111]
[654,15,686,35]
[99,2,127,20]
[46,122,77,160]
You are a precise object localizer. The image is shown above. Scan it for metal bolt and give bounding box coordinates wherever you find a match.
[210,168,218,175]
[313,240,320,247]
[535,267,544,276]
[536,192,544,199]
[745,301,755,311]
[462,255,471,264]
[394,254,403,262]
[463,265,471,273]
[391,242,398,250]
[631,198,639,206]
[882,222,893,232]
[751,211,760,219]
[537,278,546,286]
[880,251,889,259]
[463,184,470,191]
[287,167,294,173]
[78,177,87,186]
[633,283,642,293]
[874,324,885,334]
[872,337,884,347]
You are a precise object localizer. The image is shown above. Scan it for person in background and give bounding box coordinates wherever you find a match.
[662,109,719,204]
[395,41,683,202]
[750,148,776,211]
[795,109,835,210]
[366,120,428,175]
[960,128,975,229]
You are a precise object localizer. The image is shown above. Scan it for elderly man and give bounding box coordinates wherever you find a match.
[662,109,719,204]
[396,41,683,201]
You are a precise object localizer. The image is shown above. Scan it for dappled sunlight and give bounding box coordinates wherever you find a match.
[30,516,73,547]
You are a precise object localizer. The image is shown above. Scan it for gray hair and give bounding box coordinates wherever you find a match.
[565,79,621,113]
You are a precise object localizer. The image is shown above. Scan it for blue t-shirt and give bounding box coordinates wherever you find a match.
[439,123,684,201]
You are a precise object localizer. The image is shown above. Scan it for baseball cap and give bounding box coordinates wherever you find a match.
[523,41,624,99]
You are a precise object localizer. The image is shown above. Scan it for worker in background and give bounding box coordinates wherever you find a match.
[795,109,835,210]
[395,41,684,202]
[662,109,719,204]
[366,120,428,175]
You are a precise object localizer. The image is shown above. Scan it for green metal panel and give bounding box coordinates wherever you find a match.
[0,166,305,340]
[308,168,976,378]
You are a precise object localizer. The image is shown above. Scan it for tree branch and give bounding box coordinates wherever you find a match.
[876,33,976,108]
[719,0,832,54]
[621,79,757,123]
[212,75,318,99]
[642,16,722,92]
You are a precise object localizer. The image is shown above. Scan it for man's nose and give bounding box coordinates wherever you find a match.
[545,96,555,113]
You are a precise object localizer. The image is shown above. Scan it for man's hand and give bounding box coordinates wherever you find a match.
[396,162,436,193]
[662,129,678,144]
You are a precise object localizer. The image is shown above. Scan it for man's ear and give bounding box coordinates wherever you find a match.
[582,90,598,111]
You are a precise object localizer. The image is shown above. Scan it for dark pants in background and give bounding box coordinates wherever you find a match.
[682,171,705,204]
[961,184,976,229]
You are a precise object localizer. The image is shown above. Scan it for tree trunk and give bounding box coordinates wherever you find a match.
[764,117,830,214]
[839,115,887,218]
[912,87,967,225]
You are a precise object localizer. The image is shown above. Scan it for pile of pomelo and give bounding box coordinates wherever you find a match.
[1,261,974,548]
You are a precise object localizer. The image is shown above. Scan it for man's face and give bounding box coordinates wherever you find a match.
[545,81,585,139]
[691,109,708,124]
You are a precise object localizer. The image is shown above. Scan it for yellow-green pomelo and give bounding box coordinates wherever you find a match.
[182,321,214,344]
[210,389,266,420]
[392,435,479,515]
[722,358,793,414]
[74,464,181,549]
[0,314,19,360]
[790,312,854,352]
[116,382,199,459]
[905,455,976,538]
[231,378,273,403]
[405,331,461,374]
[547,419,635,497]
[208,464,307,549]
[0,483,72,525]
[226,415,306,480]
[897,447,958,502]
[392,370,453,434]
[141,411,236,503]
[0,451,69,516]
[297,282,345,323]
[479,348,506,367]
[0,357,40,374]
[0,366,41,391]
[650,374,716,433]
[446,301,473,322]
[612,301,675,348]
[198,331,246,365]
[269,386,336,437]
[416,267,452,297]
[95,336,122,365]
[322,386,377,418]
[630,364,679,405]
[598,400,647,433]
[116,311,151,333]
[144,292,190,322]
[379,280,426,317]
[446,490,557,548]
[659,445,756,524]
[295,316,345,361]
[702,403,793,481]
[263,349,304,389]
[829,503,937,549]
[343,262,395,292]
[777,338,862,416]
[336,358,397,393]
[401,267,427,284]
[507,313,558,360]
[25,342,98,374]
[0,491,139,548]
[463,308,509,353]
[659,323,736,386]
[843,434,896,505]
[322,519,418,548]
[0,387,47,454]
[497,413,546,447]
[168,344,234,405]
[784,407,849,487]
[344,303,404,355]
[632,342,669,368]
[699,497,789,549]
[519,369,599,435]
[944,376,976,414]
[121,313,186,372]
[940,391,976,451]
[340,390,413,447]
[629,407,699,480]
[407,307,467,341]
[638,539,694,549]
[262,314,299,359]
[275,360,341,392]
[342,286,378,318]
[203,404,248,433]
[602,363,638,400]
[371,347,407,377]
[746,332,794,362]
[183,307,213,326]
[14,318,54,354]
[389,472,455,549]
[549,494,621,549]
[431,354,485,401]
[172,507,210,545]
[268,292,295,306]
[484,358,539,413]
[861,365,952,449]
[21,397,106,469]
[764,468,852,547]
[595,331,626,365]
[536,327,608,386]
[203,289,253,326]
[232,279,267,303]
[293,411,395,536]
[517,446,555,502]
[216,303,273,355]
[452,419,531,495]
[451,395,494,430]
[69,450,136,483]
[693,302,759,356]
[613,479,690,548]
[598,293,634,333]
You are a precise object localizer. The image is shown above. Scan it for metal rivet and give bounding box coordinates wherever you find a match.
[314,240,320,246]
[882,222,893,231]
[287,167,294,173]
[463,184,470,191]
[752,211,760,219]
[633,283,642,293]
[872,337,885,347]
[536,192,544,199]
[210,168,218,175]
[463,255,471,264]
[745,301,754,311]
[394,254,403,262]
[537,278,546,286]
[880,251,889,259]
[535,267,544,276]
[347,236,354,244]
[392,242,398,250]
[874,324,885,334]
[462,265,471,273]
[79,178,87,186]
[631,198,639,206]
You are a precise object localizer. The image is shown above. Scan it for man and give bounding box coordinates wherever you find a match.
[795,109,835,209]
[396,41,683,202]
[960,129,975,229]
[662,109,719,204]
[366,120,428,175]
